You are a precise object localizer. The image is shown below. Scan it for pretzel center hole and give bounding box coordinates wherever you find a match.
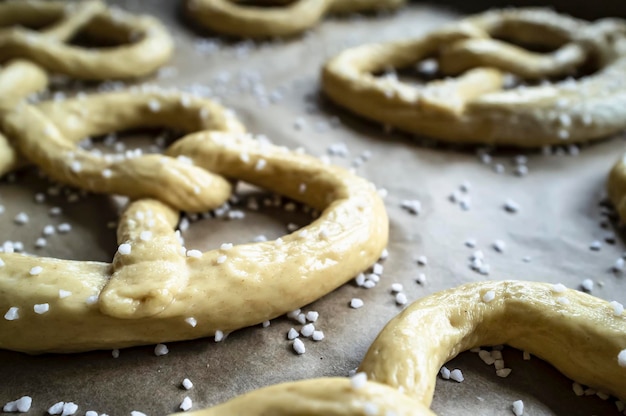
[180,182,317,252]
[67,16,142,48]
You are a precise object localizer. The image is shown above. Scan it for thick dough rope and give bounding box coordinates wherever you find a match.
[608,153,626,224]
[0,132,388,353]
[185,0,406,38]
[176,280,626,415]
[322,8,626,147]
[0,0,173,80]
[2,88,245,212]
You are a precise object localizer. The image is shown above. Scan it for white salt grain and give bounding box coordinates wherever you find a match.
[14,212,29,225]
[57,223,71,233]
[350,372,367,389]
[496,368,512,378]
[478,350,495,365]
[552,283,567,293]
[589,241,602,251]
[214,330,225,342]
[292,338,305,355]
[395,293,408,305]
[390,283,403,293]
[185,317,197,327]
[29,266,43,276]
[61,402,78,416]
[154,343,169,356]
[186,249,202,258]
[512,400,524,416]
[301,323,315,337]
[312,330,324,341]
[482,291,495,303]
[4,307,19,320]
[182,378,193,390]
[305,311,319,322]
[450,369,464,382]
[287,328,299,340]
[350,298,364,309]
[440,366,451,380]
[48,402,65,415]
[179,397,192,411]
[618,349,626,367]
[417,255,428,265]
[580,278,594,292]
[610,301,624,316]
[112,349,119,358]
[493,240,506,253]
[117,243,131,255]
[34,303,49,314]
[572,382,584,396]
[59,290,72,298]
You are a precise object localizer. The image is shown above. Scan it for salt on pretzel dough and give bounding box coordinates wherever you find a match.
[607,153,626,224]
[0,0,173,79]
[360,280,626,405]
[322,8,626,147]
[185,0,406,38]
[0,132,388,353]
[175,378,435,416]
[177,280,625,415]
[2,89,245,212]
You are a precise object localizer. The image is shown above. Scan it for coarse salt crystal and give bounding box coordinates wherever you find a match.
[482,291,495,303]
[557,297,570,305]
[185,317,197,327]
[449,369,464,382]
[29,266,43,276]
[350,372,367,389]
[610,301,624,316]
[287,328,299,340]
[59,289,72,298]
[572,382,584,396]
[618,349,626,367]
[186,249,202,258]
[34,303,49,314]
[417,255,428,265]
[57,223,71,233]
[306,311,319,322]
[301,323,315,337]
[350,298,364,309]
[312,330,324,341]
[493,240,506,253]
[512,400,524,416]
[390,283,403,293]
[112,349,120,358]
[61,402,78,416]
[4,307,19,320]
[182,378,193,390]
[552,283,566,293]
[416,273,426,285]
[154,343,169,356]
[479,350,495,365]
[580,278,594,292]
[118,243,131,255]
[216,255,227,264]
[372,263,383,275]
[496,368,512,378]
[440,366,451,380]
[292,338,305,354]
[14,212,29,224]
[395,293,408,305]
[179,397,192,411]
[214,330,225,342]
[48,402,65,415]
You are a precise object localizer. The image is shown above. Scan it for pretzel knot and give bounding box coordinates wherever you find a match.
[185,0,406,38]
[0,130,388,353]
[175,281,626,415]
[0,0,173,80]
[322,8,626,147]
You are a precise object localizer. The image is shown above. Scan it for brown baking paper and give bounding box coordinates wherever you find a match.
[1,1,626,415]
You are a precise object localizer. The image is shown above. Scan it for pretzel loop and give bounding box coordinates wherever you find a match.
[186,0,406,38]
[0,0,173,79]
[1,90,245,212]
[178,281,626,415]
[322,9,626,146]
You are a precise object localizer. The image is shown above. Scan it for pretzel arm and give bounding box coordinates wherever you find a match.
[175,378,434,416]
[359,281,626,406]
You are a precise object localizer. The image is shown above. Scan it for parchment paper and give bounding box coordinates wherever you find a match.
[2,1,626,415]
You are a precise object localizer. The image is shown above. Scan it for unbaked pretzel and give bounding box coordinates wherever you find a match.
[0,0,173,80]
[608,153,626,224]
[2,88,245,212]
[0,131,388,353]
[177,280,626,415]
[185,0,406,38]
[322,8,626,147]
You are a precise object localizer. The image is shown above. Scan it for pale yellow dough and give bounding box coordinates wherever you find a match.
[322,8,626,146]
[2,89,245,212]
[608,153,626,224]
[0,132,388,353]
[185,0,406,38]
[175,378,435,416]
[177,281,626,415]
[0,0,173,80]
